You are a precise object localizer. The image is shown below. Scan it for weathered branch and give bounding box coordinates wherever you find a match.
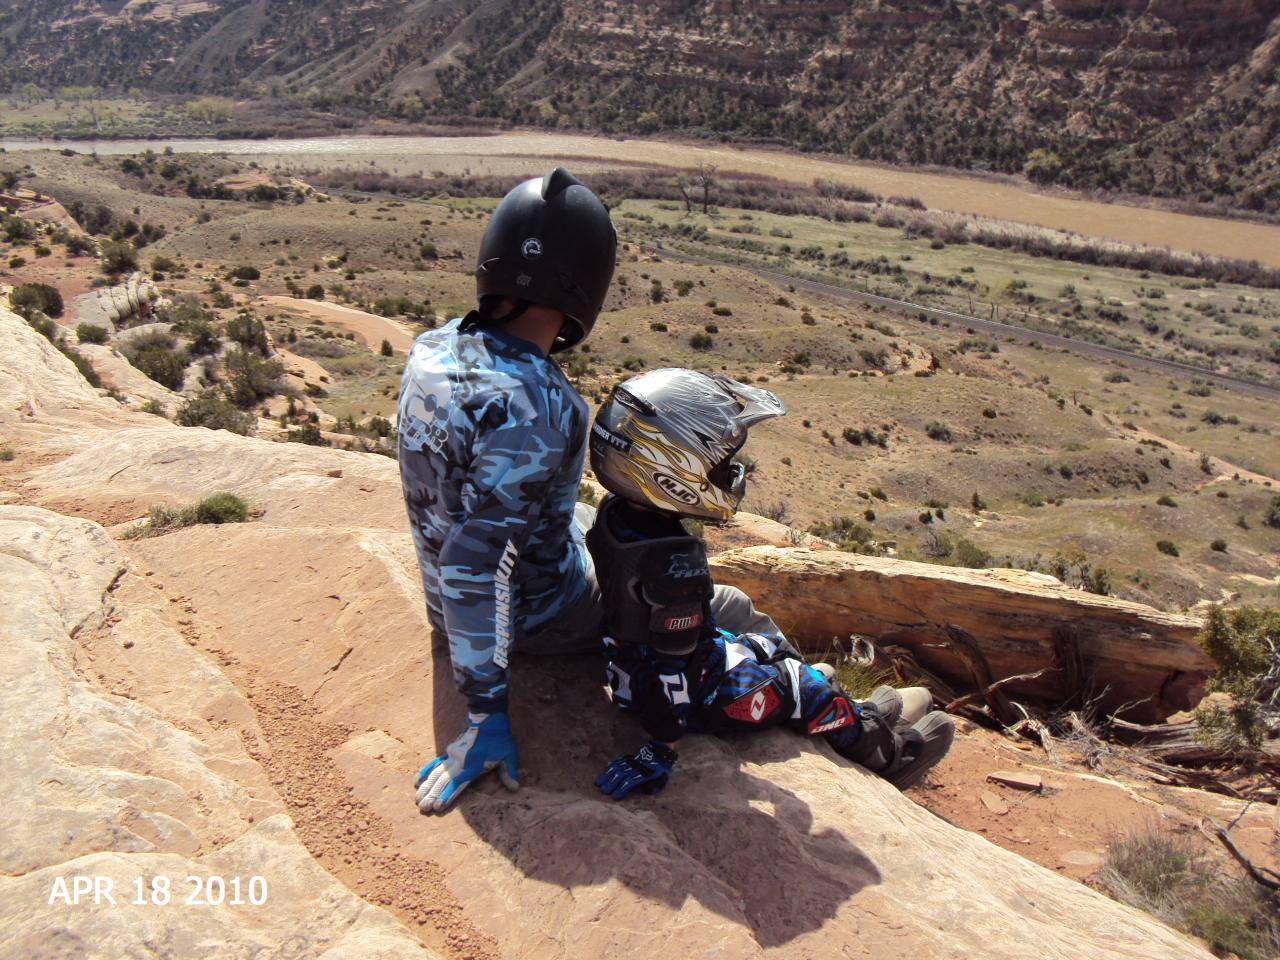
[944,668,1054,714]
[1215,826,1280,891]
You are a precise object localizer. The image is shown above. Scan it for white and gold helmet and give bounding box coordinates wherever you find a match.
[589,369,786,521]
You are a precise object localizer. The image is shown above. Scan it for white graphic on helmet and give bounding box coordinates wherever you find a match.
[521,237,543,260]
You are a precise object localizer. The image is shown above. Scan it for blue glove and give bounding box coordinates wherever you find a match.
[415,712,519,814]
[596,741,677,800]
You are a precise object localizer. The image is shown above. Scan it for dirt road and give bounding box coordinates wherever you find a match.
[259,296,418,353]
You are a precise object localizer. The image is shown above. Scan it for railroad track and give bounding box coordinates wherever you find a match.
[650,244,1280,402]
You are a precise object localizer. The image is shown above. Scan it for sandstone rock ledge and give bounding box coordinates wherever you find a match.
[0,505,441,960]
[0,304,1215,958]
[711,547,1210,719]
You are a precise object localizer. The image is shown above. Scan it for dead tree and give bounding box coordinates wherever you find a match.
[694,162,717,215]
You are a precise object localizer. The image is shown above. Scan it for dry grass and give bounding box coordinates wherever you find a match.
[1101,825,1280,960]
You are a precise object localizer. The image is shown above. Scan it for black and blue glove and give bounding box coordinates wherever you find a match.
[596,740,678,800]
[415,712,519,814]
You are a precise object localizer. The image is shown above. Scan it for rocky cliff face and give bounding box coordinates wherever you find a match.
[4,0,1279,211]
[0,304,1223,958]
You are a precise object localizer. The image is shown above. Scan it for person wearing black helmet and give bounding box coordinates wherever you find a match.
[400,168,618,814]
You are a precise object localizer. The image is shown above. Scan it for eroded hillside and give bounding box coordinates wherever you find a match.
[4,0,1280,210]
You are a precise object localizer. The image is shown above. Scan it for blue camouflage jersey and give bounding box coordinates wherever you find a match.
[398,318,590,712]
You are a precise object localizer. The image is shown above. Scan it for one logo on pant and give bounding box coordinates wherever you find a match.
[724,683,781,724]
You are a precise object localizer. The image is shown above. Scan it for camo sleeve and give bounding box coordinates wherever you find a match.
[440,411,570,713]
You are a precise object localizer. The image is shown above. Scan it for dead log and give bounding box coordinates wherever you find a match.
[946,625,1021,725]
[1215,826,1280,891]
[710,546,1211,720]
[1108,718,1280,770]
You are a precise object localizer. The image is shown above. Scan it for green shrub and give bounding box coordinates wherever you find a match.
[1102,825,1279,960]
[1265,496,1280,529]
[65,234,96,257]
[195,492,249,524]
[226,314,268,353]
[954,538,991,569]
[225,346,283,407]
[306,284,325,300]
[0,445,13,461]
[1156,540,1180,556]
[10,282,65,319]
[141,399,166,416]
[981,407,997,419]
[123,493,250,539]
[689,332,714,351]
[1210,538,1228,552]
[286,423,327,446]
[175,391,256,435]
[230,265,260,281]
[1157,495,1178,508]
[971,491,987,512]
[808,516,880,554]
[99,239,138,275]
[186,320,222,356]
[1194,606,1280,755]
[76,323,109,344]
[131,346,187,389]
[925,421,953,442]
[649,321,668,333]
[380,338,394,357]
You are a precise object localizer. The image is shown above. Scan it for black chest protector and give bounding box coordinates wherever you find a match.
[587,495,714,656]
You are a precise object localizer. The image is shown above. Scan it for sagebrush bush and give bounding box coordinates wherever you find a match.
[925,421,953,442]
[195,492,249,525]
[1265,496,1280,530]
[76,323,109,344]
[1194,606,1280,755]
[225,346,283,407]
[175,391,256,435]
[10,282,64,319]
[1102,824,1279,960]
[124,493,250,539]
[1156,540,1180,557]
[131,346,187,390]
[808,516,880,554]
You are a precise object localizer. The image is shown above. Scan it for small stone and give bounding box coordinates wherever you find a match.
[1061,850,1105,872]
[327,469,343,478]
[987,770,1043,792]
[122,640,134,649]
[980,790,1009,815]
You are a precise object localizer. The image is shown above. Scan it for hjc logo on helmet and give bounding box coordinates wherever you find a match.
[654,472,700,505]
[521,237,543,260]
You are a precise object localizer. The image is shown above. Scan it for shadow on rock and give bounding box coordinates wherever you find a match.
[433,639,881,948]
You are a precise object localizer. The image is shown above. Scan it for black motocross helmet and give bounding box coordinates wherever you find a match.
[475,167,617,352]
